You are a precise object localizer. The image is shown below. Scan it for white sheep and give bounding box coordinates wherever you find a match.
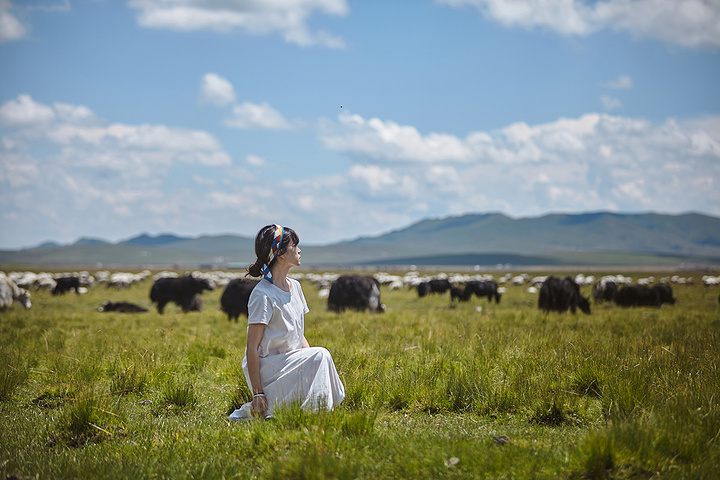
[0,275,31,310]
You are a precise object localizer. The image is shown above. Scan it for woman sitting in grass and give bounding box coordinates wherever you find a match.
[229,224,345,420]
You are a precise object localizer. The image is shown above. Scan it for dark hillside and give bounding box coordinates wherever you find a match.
[1,212,719,268]
[341,212,720,257]
[121,234,192,247]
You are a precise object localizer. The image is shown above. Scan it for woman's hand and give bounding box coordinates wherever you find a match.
[251,395,268,419]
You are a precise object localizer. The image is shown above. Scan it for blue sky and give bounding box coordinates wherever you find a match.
[1,0,719,249]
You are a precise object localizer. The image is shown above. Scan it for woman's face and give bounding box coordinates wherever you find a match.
[280,242,301,267]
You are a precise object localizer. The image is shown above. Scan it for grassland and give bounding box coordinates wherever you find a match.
[1,269,719,479]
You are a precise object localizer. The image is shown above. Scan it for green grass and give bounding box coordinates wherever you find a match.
[1,269,719,478]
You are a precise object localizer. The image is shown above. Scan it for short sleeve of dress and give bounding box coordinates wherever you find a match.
[248,288,273,325]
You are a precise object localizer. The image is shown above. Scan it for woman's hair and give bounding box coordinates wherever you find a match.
[247,225,299,278]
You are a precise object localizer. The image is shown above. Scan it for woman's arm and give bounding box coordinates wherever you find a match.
[246,323,268,418]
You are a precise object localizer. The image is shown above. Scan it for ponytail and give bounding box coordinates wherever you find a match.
[247,258,264,278]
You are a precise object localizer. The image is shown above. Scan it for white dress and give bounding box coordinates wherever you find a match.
[229,278,345,420]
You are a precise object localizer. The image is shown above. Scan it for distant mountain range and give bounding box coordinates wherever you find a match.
[2,212,719,269]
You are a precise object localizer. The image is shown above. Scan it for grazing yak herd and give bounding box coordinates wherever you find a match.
[1,269,719,316]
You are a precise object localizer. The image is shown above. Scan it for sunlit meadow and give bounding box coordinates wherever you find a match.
[1,269,719,479]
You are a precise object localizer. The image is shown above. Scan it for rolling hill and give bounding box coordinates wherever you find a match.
[1,212,719,269]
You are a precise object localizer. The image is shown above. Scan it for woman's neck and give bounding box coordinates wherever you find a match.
[270,265,291,291]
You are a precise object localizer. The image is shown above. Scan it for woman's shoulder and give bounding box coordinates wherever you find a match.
[250,278,273,297]
[290,277,306,293]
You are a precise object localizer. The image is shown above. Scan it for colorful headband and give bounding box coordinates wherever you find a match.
[261,224,284,283]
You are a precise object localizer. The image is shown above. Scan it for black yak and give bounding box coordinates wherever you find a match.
[417,278,452,297]
[592,280,618,303]
[52,276,80,295]
[538,276,591,314]
[328,275,385,313]
[99,301,148,313]
[149,275,214,314]
[464,280,502,303]
[614,284,676,307]
[220,278,259,322]
[450,285,470,302]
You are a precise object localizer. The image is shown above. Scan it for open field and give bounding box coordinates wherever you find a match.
[1,269,720,479]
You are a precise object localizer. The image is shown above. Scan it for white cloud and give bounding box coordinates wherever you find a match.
[192,175,219,190]
[246,154,267,167]
[0,152,38,187]
[53,102,99,124]
[321,114,474,163]
[207,191,251,209]
[225,102,292,130]
[296,195,315,211]
[0,0,72,44]
[113,205,133,217]
[324,112,609,165]
[199,73,237,107]
[0,94,239,247]
[349,165,399,194]
[269,173,422,242]
[0,0,27,43]
[199,73,294,131]
[313,111,720,238]
[27,1,70,14]
[44,122,230,166]
[128,0,348,48]
[440,0,593,35]
[438,0,720,49]
[0,94,55,126]
[425,165,462,194]
[2,95,719,248]
[600,95,623,111]
[602,74,633,89]
[593,0,720,49]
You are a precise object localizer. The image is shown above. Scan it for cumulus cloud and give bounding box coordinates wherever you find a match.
[0,94,231,183]
[600,95,623,111]
[440,0,593,35]
[199,73,237,106]
[0,0,26,43]
[1,0,72,44]
[270,173,423,241]
[593,0,720,49]
[2,94,719,248]
[225,102,292,130]
[128,0,348,48]
[0,94,55,126]
[323,112,607,165]
[0,94,238,246]
[602,74,633,89]
[196,73,293,130]
[246,154,267,167]
[438,0,720,49]
[199,110,719,245]
[321,114,474,163]
[349,164,420,200]
[316,111,720,228]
